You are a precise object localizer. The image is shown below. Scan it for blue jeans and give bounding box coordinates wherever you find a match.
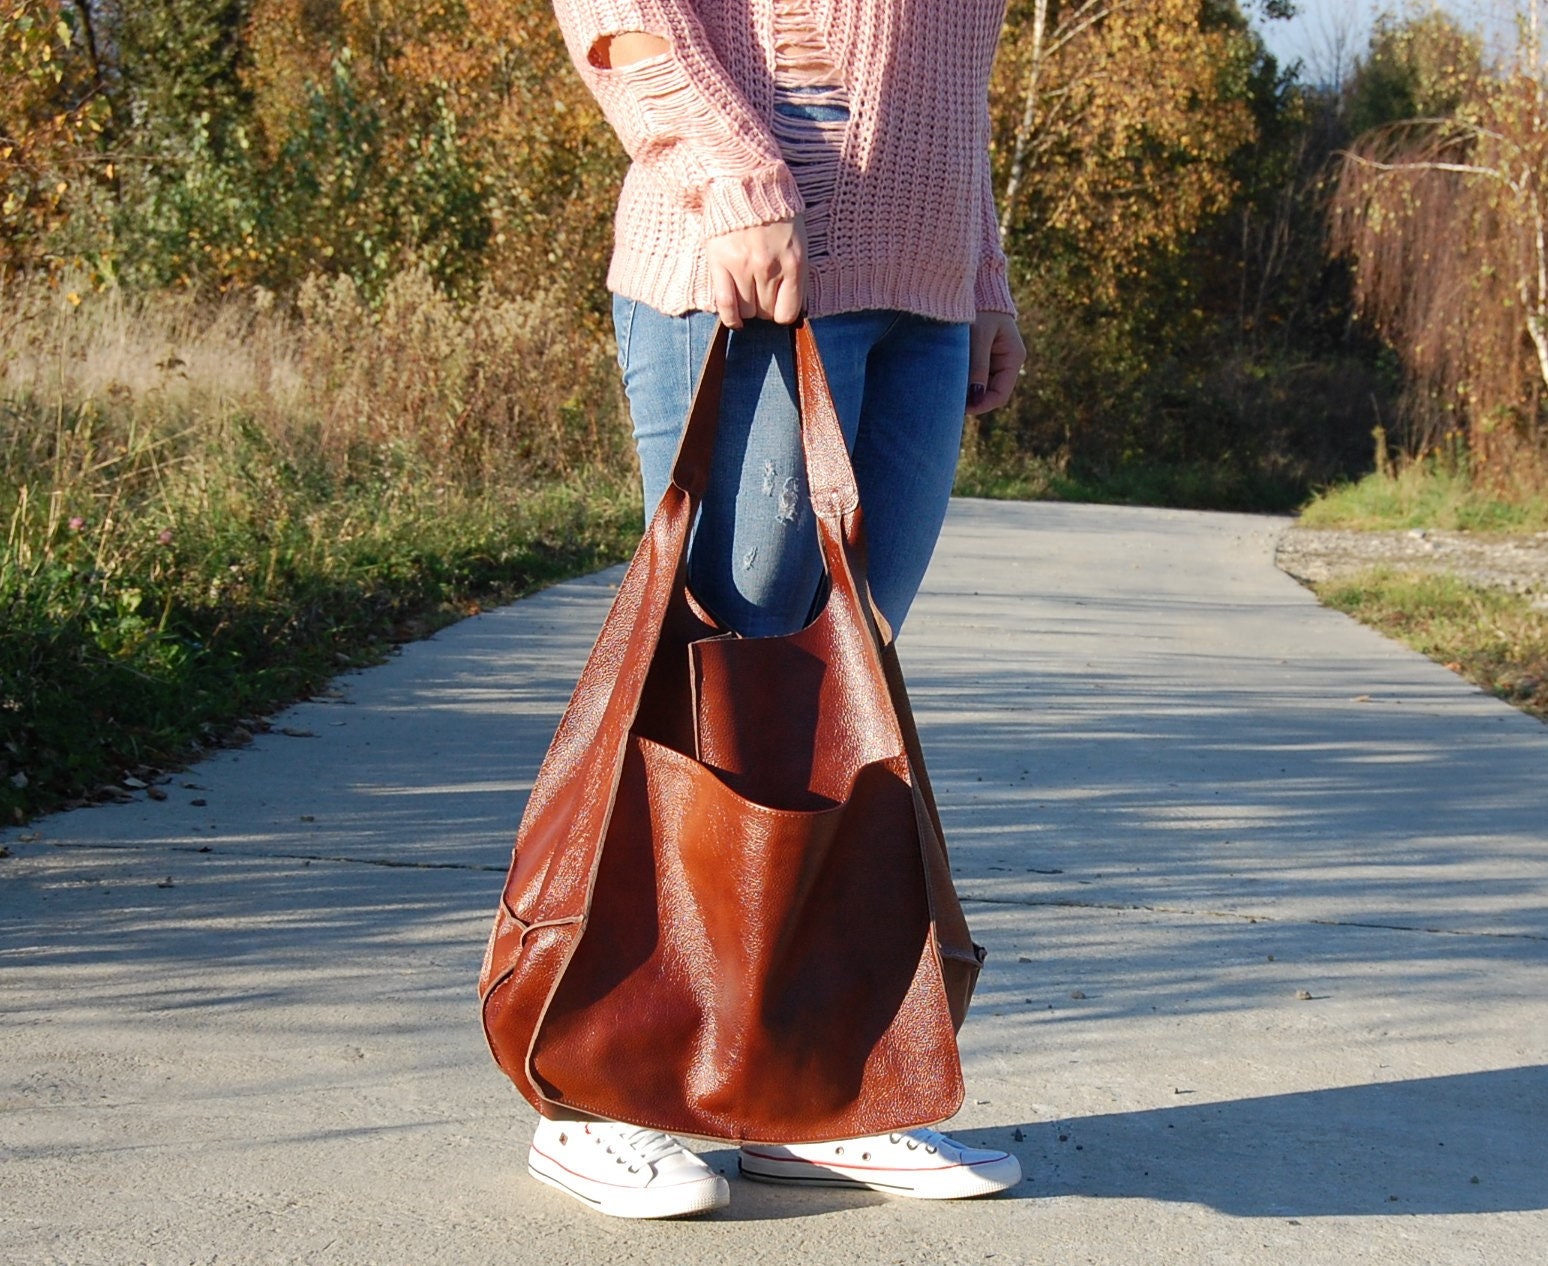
[614,297,971,637]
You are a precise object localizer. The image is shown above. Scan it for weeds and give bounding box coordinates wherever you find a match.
[955,420,1307,512]
[0,276,639,822]
[1316,568,1548,722]
[1302,450,1548,532]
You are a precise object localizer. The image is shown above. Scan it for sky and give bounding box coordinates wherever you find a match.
[1251,0,1526,82]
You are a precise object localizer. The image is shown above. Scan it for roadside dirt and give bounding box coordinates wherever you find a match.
[1275,526,1548,610]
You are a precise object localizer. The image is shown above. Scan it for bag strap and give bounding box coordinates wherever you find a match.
[668,320,859,520]
[664,318,883,633]
[791,320,898,648]
[537,318,880,799]
[792,321,860,522]
[667,321,732,502]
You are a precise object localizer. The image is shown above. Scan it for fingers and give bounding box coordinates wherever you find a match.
[754,268,783,327]
[772,216,809,324]
[976,355,1017,413]
[965,312,1027,416]
[705,218,807,328]
[967,320,994,412]
[711,264,749,329]
[771,263,805,325]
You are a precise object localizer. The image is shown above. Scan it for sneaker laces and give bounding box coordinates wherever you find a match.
[596,1122,688,1169]
[887,1127,954,1156]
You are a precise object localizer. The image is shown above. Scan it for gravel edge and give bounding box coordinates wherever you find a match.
[1275,526,1548,610]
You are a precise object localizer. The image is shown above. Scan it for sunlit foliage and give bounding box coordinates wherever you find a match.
[1332,2,1548,484]
[993,0,1262,297]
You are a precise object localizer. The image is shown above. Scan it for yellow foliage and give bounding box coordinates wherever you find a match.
[245,0,620,297]
[0,0,109,274]
[993,0,1257,296]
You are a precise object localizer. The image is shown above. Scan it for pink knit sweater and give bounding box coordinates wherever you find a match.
[551,0,1015,322]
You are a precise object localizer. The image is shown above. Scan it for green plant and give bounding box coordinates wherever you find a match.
[1317,568,1548,722]
[1302,455,1548,532]
[0,276,639,822]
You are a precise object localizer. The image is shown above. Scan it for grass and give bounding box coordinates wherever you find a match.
[955,454,1306,513]
[1,274,640,823]
[1300,459,1548,533]
[954,428,1307,513]
[1316,568,1548,722]
[1299,457,1548,723]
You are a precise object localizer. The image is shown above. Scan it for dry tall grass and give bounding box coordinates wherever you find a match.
[0,273,637,821]
[3,270,631,575]
[5,269,625,486]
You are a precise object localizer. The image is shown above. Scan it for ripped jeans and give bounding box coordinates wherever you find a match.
[614,296,971,638]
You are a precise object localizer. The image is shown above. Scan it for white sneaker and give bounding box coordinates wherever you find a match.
[739,1126,1022,1199]
[528,1117,730,1219]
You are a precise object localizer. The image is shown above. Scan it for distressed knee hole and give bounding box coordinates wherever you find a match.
[776,477,804,525]
[589,31,670,70]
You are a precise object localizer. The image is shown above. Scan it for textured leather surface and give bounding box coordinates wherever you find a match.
[479,321,983,1142]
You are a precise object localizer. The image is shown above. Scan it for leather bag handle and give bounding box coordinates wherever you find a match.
[664,320,880,636]
[666,322,732,503]
[791,321,860,522]
[668,320,857,517]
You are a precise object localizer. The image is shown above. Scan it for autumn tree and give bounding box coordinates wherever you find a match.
[976,0,1379,502]
[0,1,617,297]
[0,1,107,274]
[241,0,618,299]
[1331,2,1548,482]
[1341,4,1486,137]
[992,0,1265,297]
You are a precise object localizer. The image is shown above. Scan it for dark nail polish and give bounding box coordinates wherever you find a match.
[967,383,987,406]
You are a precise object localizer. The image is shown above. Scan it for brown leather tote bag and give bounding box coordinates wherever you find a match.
[479,320,984,1143]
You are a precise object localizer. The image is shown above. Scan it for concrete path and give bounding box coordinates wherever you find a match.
[3,500,1545,1266]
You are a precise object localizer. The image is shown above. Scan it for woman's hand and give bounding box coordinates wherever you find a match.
[706,216,808,328]
[966,310,1027,415]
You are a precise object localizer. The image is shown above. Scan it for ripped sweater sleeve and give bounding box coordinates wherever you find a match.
[552,0,806,238]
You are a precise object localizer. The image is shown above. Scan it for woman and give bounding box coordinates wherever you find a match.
[527,0,1028,1218]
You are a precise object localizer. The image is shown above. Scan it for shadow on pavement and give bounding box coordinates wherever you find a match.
[950,1065,1548,1217]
